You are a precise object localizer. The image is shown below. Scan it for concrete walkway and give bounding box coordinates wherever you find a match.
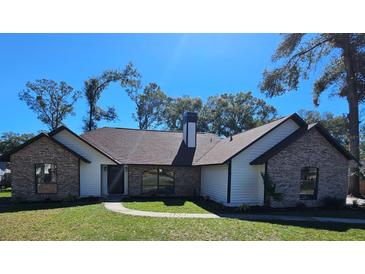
[104,202,365,224]
[104,202,220,219]
[346,196,365,206]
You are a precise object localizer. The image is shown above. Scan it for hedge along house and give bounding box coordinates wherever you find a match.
[0,112,359,207]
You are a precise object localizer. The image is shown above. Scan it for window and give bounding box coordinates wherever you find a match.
[35,163,57,193]
[142,169,158,194]
[299,167,318,200]
[158,169,174,194]
[142,168,175,195]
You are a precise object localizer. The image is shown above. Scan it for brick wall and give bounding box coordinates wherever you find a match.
[10,136,80,201]
[128,165,201,196]
[267,128,349,207]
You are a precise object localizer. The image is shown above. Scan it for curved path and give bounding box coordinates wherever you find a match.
[104,202,365,224]
[105,202,220,218]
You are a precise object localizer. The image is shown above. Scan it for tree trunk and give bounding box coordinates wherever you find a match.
[347,95,361,196]
[341,34,361,197]
[88,104,93,132]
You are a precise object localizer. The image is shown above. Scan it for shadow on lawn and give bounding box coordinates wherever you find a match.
[237,218,365,233]
[124,197,365,232]
[2,194,365,233]
[123,196,227,211]
[0,197,101,213]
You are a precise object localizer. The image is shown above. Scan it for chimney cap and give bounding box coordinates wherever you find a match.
[183,112,198,123]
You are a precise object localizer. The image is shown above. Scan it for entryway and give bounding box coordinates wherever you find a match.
[107,165,124,195]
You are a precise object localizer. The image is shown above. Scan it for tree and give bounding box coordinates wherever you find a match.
[0,132,35,155]
[83,63,141,131]
[202,92,277,136]
[260,34,365,197]
[19,79,80,130]
[130,83,168,129]
[162,96,204,131]
[157,92,277,136]
[298,109,349,146]
[361,124,365,159]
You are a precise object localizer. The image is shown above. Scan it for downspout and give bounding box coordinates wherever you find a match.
[263,161,268,206]
[78,159,81,197]
[227,160,232,204]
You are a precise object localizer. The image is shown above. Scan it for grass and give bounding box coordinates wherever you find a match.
[254,208,365,219]
[1,197,365,240]
[0,188,11,198]
[124,197,365,219]
[122,198,211,213]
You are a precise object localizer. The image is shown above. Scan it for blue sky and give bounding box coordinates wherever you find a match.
[0,33,348,135]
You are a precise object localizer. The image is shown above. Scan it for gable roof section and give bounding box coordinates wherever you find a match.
[195,113,307,166]
[0,132,91,163]
[308,123,360,164]
[250,122,360,165]
[49,126,120,164]
[81,127,221,165]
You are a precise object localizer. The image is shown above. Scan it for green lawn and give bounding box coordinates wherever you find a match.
[255,208,365,219]
[0,188,11,198]
[1,199,365,240]
[123,198,210,213]
[123,197,365,219]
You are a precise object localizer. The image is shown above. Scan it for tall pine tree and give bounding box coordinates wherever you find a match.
[260,34,365,196]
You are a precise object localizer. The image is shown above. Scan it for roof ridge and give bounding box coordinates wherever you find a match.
[102,127,179,133]
[99,126,220,136]
[228,115,290,138]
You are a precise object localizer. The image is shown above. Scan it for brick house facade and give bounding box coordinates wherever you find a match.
[10,135,80,201]
[1,113,357,207]
[267,128,349,207]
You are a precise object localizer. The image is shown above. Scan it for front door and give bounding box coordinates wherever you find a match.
[107,165,124,194]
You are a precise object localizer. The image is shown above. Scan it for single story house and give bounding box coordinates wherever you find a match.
[0,112,359,207]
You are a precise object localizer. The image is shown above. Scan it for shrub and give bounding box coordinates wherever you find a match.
[64,194,78,203]
[352,199,359,208]
[202,195,210,201]
[261,173,284,207]
[322,196,345,209]
[296,201,306,209]
[238,204,251,213]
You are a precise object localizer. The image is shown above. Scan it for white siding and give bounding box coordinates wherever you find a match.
[230,119,299,206]
[201,164,228,204]
[53,130,116,197]
[183,123,187,145]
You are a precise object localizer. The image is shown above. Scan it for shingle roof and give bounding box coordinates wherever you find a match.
[49,126,120,164]
[250,122,361,165]
[81,128,221,165]
[0,133,91,163]
[195,114,305,165]
[80,114,306,166]
[2,112,357,166]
